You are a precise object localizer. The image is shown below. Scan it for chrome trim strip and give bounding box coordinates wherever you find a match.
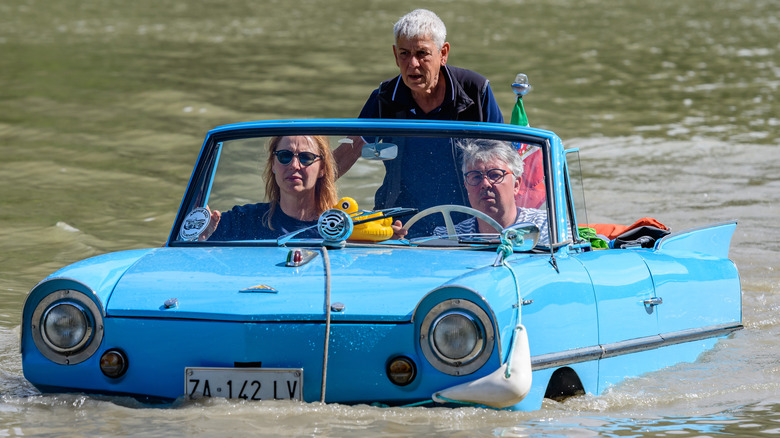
[601,335,665,358]
[531,323,742,371]
[531,345,603,370]
[659,324,742,346]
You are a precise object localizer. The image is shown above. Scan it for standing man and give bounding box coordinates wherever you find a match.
[335,9,503,226]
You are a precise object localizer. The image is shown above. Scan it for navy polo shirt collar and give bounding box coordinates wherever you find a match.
[389,65,474,117]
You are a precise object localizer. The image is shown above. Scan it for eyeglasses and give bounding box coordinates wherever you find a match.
[464,169,513,186]
[273,150,321,167]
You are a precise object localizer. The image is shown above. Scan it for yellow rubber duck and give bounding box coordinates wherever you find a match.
[334,197,394,242]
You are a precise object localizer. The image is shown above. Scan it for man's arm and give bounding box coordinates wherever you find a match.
[333,136,366,178]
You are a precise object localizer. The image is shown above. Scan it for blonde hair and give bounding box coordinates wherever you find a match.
[262,135,338,229]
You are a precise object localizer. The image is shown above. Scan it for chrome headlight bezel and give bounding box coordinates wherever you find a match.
[420,299,495,376]
[30,289,104,365]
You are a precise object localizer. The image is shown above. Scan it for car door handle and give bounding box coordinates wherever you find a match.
[643,297,663,306]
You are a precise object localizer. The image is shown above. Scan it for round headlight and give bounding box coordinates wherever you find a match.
[420,299,495,376]
[431,312,483,361]
[31,289,104,365]
[42,302,90,352]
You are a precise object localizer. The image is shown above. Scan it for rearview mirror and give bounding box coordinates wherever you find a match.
[361,142,398,161]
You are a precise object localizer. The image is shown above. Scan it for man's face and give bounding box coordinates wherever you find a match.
[464,159,521,226]
[393,35,449,94]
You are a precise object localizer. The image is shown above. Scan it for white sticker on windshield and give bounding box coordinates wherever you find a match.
[179,207,210,241]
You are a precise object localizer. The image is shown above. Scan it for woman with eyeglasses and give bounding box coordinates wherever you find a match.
[432,139,549,244]
[202,135,338,241]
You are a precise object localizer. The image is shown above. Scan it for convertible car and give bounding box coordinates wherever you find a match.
[21,119,742,410]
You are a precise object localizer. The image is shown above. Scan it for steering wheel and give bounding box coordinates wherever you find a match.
[401,205,503,239]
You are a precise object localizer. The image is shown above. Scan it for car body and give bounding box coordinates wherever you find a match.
[21,119,742,410]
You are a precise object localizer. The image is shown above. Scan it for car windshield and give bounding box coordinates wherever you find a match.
[172,125,550,248]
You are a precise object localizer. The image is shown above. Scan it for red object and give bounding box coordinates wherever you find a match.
[515,146,545,209]
[582,217,669,239]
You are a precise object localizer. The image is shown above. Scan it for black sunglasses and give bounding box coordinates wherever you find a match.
[273,150,321,167]
[464,169,513,186]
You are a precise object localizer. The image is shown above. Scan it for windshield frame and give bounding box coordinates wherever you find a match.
[167,119,560,249]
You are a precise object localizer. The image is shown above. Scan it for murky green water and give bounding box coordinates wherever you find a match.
[1,0,778,436]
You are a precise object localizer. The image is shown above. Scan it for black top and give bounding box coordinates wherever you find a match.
[208,203,320,241]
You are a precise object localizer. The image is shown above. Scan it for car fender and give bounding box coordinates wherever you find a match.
[655,221,737,258]
[24,248,155,317]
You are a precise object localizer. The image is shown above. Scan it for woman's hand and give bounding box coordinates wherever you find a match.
[198,206,221,241]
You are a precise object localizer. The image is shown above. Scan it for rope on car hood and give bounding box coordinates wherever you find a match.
[498,241,523,379]
[320,246,332,402]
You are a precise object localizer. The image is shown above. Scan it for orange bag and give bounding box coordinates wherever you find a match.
[581,217,669,240]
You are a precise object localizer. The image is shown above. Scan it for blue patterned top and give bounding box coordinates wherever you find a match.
[434,207,549,245]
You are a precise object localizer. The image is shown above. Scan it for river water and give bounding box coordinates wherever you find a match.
[1,0,778,436]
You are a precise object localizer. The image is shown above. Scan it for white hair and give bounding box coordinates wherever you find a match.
[459,139,525,177]
[393,9,447,49]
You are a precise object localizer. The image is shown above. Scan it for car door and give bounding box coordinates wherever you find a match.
[572,248,663,393]
[573,250,659,344]
[563,149,661,392]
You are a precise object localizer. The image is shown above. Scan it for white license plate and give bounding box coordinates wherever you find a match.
[185,367,303,401]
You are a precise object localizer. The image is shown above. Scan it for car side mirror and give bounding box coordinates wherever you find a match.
[502,222,540,252]
[361,142,398,160]
[493,223,539,266]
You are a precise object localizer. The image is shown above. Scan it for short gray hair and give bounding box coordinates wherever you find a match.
[459,139,524,178]
[393,9,447,49]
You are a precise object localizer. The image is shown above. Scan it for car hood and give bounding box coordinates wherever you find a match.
[106,246,496,322]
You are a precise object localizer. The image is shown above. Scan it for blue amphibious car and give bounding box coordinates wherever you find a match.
[21,119,742,410]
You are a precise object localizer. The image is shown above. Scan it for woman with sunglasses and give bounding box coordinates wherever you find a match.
[432,139,549,244]
[202,135,338,241]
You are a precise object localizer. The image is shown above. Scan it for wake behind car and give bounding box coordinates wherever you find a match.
[21,119,742,410]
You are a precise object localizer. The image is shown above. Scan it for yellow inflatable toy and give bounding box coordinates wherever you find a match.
[334,197,395,242]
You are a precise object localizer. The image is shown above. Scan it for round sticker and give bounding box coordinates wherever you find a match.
[179,207,211,241]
